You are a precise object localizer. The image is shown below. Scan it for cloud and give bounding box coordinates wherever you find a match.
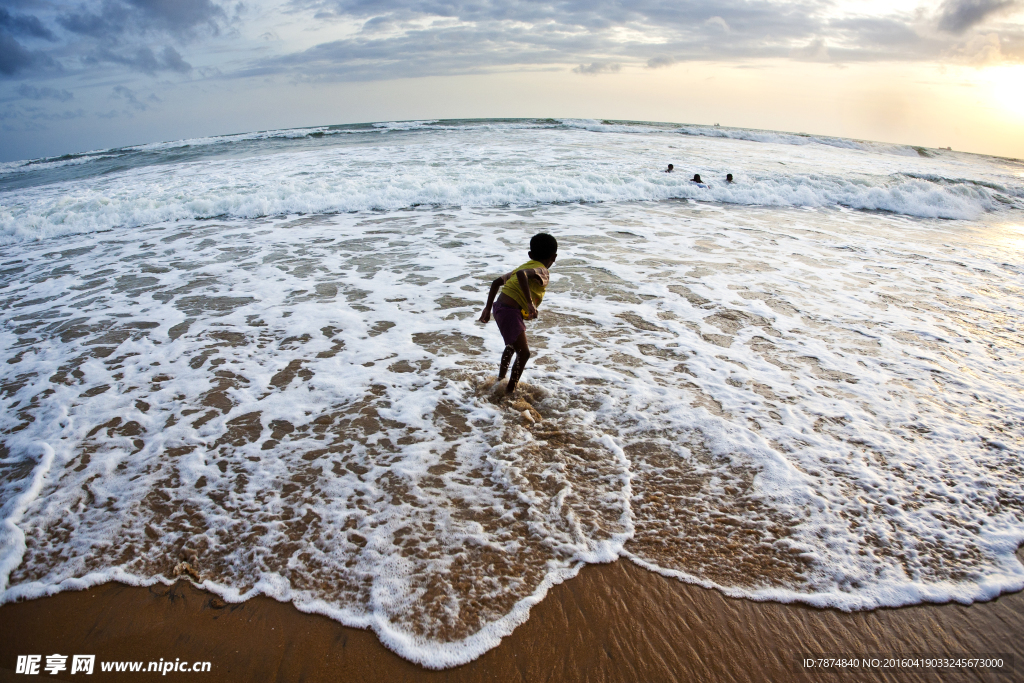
[247,0,834,81]
[29,107,87,121]
[158,46,192,72]
[264,0,1020,81]
[111,83,150,109]
[938,0,1019,34]
[17,84,74,101]
[830,17,926,50]
[572,61,621,75]
[950,31,1006,62]
[58,3,130,38]
[793,37,829,61]
[0,8,56,40]
[0,31,56,76]
[0,104,85,131]
[7,0,1024,94]
[126,0,226,32]
[646,55,676,68]
[1000,27,1024,57]
[35,2,201,80]
[89,45,192,73]
[0,32,34,75]
[59,0,226,38]
[706,16,730,33]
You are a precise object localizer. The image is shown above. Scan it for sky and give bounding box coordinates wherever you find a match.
[1,0,1023,162]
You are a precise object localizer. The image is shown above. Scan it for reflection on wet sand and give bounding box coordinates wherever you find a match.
[1,555,1021,682]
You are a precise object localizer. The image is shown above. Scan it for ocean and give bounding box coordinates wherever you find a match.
[1,118,1022,668]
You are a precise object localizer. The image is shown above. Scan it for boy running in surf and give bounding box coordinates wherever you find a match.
[478,233,558,394]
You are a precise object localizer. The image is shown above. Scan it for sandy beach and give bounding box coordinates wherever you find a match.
[3,123,1023,682]
[2,551,1020,682]
[3,0,1024,672]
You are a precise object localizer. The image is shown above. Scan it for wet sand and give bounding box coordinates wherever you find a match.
[5,208,1024,672]
[2,554,1020,683]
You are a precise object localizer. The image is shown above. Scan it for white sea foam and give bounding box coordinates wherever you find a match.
[0,154,124,177]
[120,126,354,153]
[558,118,672,135]
[556,118,938,157]
[1,123,1021,245]
[0,130,372,184]
[1,123,1023,668]
[372,120,441,130]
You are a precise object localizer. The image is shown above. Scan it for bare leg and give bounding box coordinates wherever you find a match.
[505,332,531,394]
[498,344,515,380]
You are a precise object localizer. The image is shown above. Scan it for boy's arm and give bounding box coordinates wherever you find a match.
[515,267,549,319]
[516,269,539,319]
[524,267,550,287]
[478,272,512,323]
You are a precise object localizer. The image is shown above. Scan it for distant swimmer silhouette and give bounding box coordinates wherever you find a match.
[665,164,674,173]
[691,174,708,188]
[726,173,734,183]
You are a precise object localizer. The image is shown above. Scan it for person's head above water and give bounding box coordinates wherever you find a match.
[726,173,733,182]
[529,233,558,266]
[665,164,674,172]
[692,174,702,183]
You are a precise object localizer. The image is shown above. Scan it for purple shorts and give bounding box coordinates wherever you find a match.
[492,301,526,346]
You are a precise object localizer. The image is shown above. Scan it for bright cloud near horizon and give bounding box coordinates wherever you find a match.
[1,0,1023,161]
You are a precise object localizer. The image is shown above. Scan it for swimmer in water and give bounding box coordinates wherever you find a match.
[691,174,703,183]
[478,233,558,394]
[726,173,734,183]
[665,164,674,173]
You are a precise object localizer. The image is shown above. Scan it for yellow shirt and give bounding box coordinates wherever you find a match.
[500,260,550,316]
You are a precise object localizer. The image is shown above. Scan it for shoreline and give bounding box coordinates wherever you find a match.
[2,555,1021,682]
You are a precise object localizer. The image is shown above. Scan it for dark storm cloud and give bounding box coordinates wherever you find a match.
[0,0,200,84]
[0,7,56,40]
[938,0,1019,34]
[125,0,225,32]
[0,31,56,76]
[58,0,225,37]
[0,2,61,76]
[57,3,131,38]
[0,32,35,75]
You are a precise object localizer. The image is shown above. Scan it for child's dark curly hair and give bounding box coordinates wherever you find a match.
[530,233,558,260]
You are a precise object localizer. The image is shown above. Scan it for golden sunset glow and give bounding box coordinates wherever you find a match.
[981,65,1024,119]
